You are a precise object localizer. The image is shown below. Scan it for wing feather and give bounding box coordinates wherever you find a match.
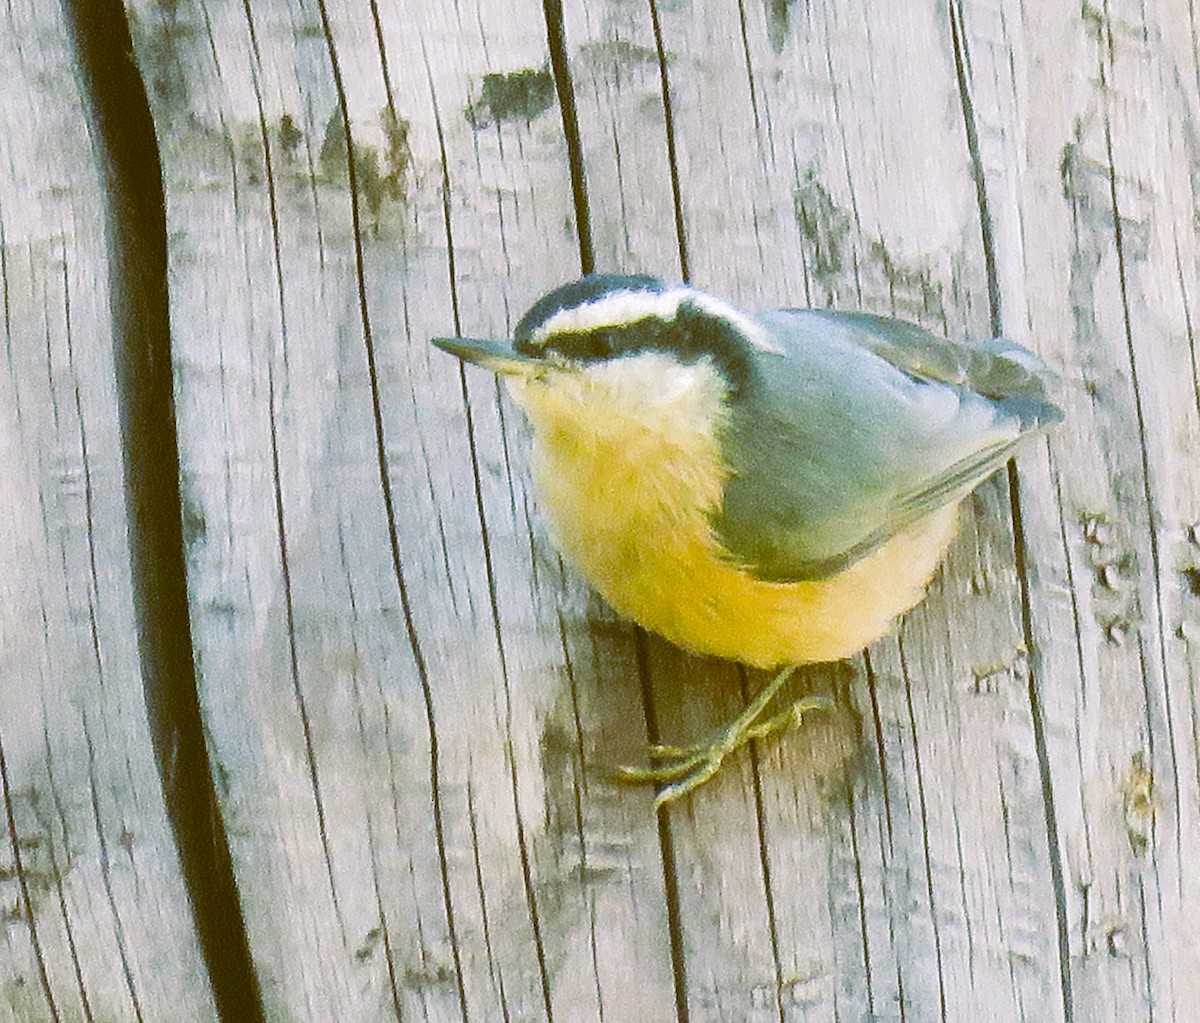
[714,310,1061,581]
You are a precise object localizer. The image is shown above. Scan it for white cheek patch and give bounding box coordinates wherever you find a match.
[582,351,730,424]
[586,350,697,392]
[529,286,780,353]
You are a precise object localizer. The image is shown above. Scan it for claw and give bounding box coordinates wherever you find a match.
[615,669,833,805]
[648,742,710,759]
[612,753,708,785]
[742,695,836,742]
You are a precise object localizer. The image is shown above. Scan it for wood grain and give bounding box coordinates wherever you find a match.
[0,1,217,1020]
[3,0,1196,1018]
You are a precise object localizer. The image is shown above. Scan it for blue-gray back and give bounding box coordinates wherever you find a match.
[715,310,1062,581]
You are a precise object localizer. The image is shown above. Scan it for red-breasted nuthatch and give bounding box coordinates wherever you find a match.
[435,274,1062,802]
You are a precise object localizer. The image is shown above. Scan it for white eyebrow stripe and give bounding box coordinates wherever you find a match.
[531,289,688,339]
[530,286,782,353]
[687,292,782,353]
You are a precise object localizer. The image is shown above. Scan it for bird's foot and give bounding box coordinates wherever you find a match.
[615,667,834,806]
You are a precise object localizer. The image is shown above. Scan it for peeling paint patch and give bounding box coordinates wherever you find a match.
[792,166,946,321]
[318,106,409,218]
[467,67,555,127]
[794,170,852,286]
[1079,510,1140,645]
[125,5,191,118]
[1184,567,1200,597]
[279,114,304,157]
[1122,751,1155,854]
[578,39,665,71]
[766,0,795,53]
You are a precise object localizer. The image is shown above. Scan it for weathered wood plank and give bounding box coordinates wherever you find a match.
[128,0,678,1019]
[954,0,1200,1017]
[0,2,217,1020]
[98,0,1200,1020]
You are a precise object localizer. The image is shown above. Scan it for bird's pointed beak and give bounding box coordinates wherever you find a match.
[432,336,542,376]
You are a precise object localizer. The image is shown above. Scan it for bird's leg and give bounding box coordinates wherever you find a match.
[616,666,834,805]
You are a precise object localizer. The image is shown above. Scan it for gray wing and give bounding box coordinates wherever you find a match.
[714,310,1062,581]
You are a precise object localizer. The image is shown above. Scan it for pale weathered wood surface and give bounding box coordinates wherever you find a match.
[0,1,219,1020]
[3,0,1198,1020]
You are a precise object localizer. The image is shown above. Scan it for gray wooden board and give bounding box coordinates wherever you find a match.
[130,0,677,1019]
[955,0,1200,1016]
[0,1,218,1020]
[47,0,1200,1019]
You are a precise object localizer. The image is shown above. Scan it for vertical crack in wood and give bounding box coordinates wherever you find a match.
[541,0,594,275]
[1041,455,1093,1020]
[897,636,949,1023]
[63,260,110,695]
[895,964,910,1022]
[862,651,895,850]
[1134,635,1162,861]
[339,528,407,1019]
[634,631,692,1023]
[420,52,481,1023]
[369,857,406,1021]
[647,0,690,282]
[0,730,62,1021]
[949,5,1075,1018]
[491,580,557,1022]
[1050,459,1090,709]
[1097,0,1183,873]
[1173,235,1200,423]
[1,218,13,376]
[82,718,146,1023]
[734,0,764,149]
[1008,462,1077,1023]
[465,775,515,1021]
[58,2,266,1020]
[37,708,96,1022]
[821,30,866,305]
[265,360,349,943]
[1135,871,1157,1012]
[367,0,400,138]
[557,618,610,1019]
[846,789,878,1017]
[239,0,348,948]
[948,1,1001,337]
[744,669,787,1023]
[309,7,471,1020]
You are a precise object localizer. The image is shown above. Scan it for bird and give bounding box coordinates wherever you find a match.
[434,274,1062,803]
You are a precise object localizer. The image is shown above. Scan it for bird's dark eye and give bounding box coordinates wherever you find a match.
[544,329,617,362]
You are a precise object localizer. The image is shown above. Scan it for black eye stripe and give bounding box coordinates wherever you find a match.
[547,330,615,360]
[516,320,663,361]
[513,303,753,397]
